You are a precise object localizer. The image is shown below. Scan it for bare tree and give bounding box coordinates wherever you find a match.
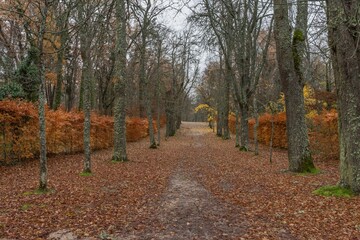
[273,0,315,172]
[112,0,128,162]
[131,0,171,148]
[326,1,360,192]
[192,0,272,147]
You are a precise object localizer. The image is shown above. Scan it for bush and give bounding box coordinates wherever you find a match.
[229,110,339,159]
[0,82,25,100]
[308,110,338,160]
[229,112,287,148]
[0,100,165,164]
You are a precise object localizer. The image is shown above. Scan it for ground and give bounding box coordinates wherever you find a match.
[0,122,360,239]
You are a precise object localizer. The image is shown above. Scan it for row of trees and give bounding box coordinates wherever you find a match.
[0,0,199,191]
[192,0,360,192]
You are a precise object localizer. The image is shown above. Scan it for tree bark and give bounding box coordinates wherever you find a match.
[112,0,128,162]
[78,1,93,173]
[165,91,176,137]
[37,1,49,191]
[239,104,249,151]
[326,0,360,192]
[273,0,315,172]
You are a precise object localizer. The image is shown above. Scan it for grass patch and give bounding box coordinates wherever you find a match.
[298,168,321,176]
[80,172,93,177]
[23,188,54,196]
[20,203,32,211]
[313,185,354,198]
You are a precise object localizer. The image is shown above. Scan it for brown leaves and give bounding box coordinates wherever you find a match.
[0,100,164,164]
[0,122,358,239]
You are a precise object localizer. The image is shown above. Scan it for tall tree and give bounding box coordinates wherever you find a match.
[273,0,315,172]
[326,1,360,192]
[52,1,72,110]
[194,0,272,147]
[112,0,128,162]
[37,0,51,191]
[78,1,96,173]
[132,0,170,148]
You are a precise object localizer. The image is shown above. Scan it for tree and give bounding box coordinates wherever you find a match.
[78,0,97,174]
[273,0,315,172]
[326,1,360,192]
[36,0,51,191]
[52,1,72,110]
[192,0,272,147]
[131,0,169,148]
[112,0,128,162]
[164,29,199,137]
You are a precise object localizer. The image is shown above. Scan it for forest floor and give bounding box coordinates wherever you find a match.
[1,122,360,240]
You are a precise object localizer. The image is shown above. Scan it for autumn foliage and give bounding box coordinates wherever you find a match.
[308,110,339,159]
[229,110,339,159]
[0,100,162,164]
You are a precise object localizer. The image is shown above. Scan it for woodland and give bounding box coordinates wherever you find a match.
[0,0,359,239]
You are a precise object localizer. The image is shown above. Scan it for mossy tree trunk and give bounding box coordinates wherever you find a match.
[78,1,93,173]
[273,0,315,172]
[37,1,50,191]
[326,0,360,192]
[112,0,128,162]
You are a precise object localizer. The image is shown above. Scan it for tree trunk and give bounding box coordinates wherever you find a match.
[269,112,275,163]
[216,102,223,137]
[37,1,49,192]
[273,0,315,172]
[53,29,67,110]
[222,66,230,139]
[165,91,176,137]
[140,32,156,148]
[81,47,92,173]
[253,96,259,155]
[326,0,360,192]
[78,2,93,173]
[239,104,249,151]
[112,0,128,162]
[235,107,240,147]
[145,94,157,148]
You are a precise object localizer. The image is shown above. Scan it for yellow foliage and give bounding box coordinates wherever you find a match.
[194,104,216,123]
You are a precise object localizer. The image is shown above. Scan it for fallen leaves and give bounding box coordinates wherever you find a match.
[0,122,359,239]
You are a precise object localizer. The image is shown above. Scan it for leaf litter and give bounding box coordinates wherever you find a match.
[0,122,359,239]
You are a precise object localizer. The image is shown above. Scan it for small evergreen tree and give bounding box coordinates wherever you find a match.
[0,82,25,100]
[14,47,40,102]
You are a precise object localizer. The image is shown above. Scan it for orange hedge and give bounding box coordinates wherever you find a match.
[229,110,339,159]
[0,100,163,164]
[229,113,287,148]
[308,110,338,159]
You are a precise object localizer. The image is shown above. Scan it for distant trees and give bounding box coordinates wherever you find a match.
[191,0,273,148]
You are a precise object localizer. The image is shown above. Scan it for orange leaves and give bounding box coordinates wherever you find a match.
[248,113,288,148]
[0,100,165,164]
[229,109,339,159]
[308,109,339,159]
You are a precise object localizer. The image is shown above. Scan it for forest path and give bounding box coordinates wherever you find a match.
[3,121,349,240]
[115,122,294,239]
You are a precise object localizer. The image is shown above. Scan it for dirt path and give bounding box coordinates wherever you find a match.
[114,122,293,239]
